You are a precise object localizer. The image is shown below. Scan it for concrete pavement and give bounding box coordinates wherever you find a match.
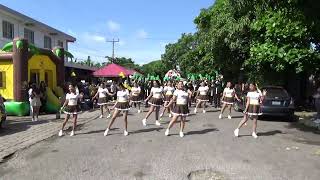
[0,107,320,180]
[0,110,100,162]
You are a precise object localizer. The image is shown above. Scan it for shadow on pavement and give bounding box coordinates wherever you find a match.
[231,115,243,119]
[0,119,53,137]
[131,127,163,134]
[258,116,296,122]
[206,110,220,113]
[285,122,320,135]
[186,128,219,135]
[160,120,191,125]
[78,128,119,135]
[257,130,284,136]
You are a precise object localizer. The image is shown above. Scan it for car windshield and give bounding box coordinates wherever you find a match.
[263,88,289,98]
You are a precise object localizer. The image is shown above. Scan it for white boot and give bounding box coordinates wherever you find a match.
[104,128,109,136]
[179,131,184,137]
[58,130,63,137]
[234,129,239,137]
[165,129,170,136]
[124,130,129,136]
[155,120,161,126]
[142,119,147,126]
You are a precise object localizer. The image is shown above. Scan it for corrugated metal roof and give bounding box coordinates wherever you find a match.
[64,61,97,71]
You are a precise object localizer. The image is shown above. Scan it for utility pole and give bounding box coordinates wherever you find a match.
[106,38,119,63]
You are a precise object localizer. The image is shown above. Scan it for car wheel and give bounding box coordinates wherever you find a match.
[287,112,296,122]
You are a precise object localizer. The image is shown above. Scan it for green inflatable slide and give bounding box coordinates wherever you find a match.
[4,88,61,116]
[45,88,61,113]
[4,101,30,116]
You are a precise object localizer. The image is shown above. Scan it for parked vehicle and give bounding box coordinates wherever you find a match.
[234,86,295,119]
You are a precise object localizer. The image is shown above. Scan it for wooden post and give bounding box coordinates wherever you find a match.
[12,38,28,101]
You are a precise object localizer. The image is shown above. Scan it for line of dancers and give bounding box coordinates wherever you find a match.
[58,80,265,139]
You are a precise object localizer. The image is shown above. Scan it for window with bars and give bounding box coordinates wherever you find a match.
[2,20,14,39]
[0,72,5,88]
[24,28,34,44]
[44,36,52,49]
[57,40,63,47]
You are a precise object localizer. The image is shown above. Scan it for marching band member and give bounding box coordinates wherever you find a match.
[130,82,142,113]
[92,83,114,119]
[142,80,164,126]
[164,81,192,137]
[104,83,131,136]
[234,83,265,138]
[160,81,175,118]
[194,81,209,113]
[219,82,240,119]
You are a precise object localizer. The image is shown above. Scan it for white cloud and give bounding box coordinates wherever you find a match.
[136,29,148,39]
[82,32,106,43]
[107,20,120,32]
[92,35,106,42]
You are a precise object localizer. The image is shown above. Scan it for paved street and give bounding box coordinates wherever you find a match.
[0,107,320,180]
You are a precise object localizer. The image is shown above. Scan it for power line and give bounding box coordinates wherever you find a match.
[106,38,120,63]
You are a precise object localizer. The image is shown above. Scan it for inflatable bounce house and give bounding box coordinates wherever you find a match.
[0,38,70,116]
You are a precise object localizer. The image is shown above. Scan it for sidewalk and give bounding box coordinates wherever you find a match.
[0,110,100,162]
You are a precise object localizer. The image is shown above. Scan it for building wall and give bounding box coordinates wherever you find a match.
[28,55,57,89]
[0,60,14,99]
[0,11,68,50]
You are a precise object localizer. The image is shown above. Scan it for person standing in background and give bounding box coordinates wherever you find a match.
[213,79,222,109]
[39,81,47,114]
[313,87,320,120]
[130,82,143,113]
[110,81,117,101]
[29,84,42,121]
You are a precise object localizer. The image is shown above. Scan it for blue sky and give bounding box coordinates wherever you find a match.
[1,0,214,64]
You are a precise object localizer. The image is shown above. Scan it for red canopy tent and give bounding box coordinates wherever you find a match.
[93,63,137,77]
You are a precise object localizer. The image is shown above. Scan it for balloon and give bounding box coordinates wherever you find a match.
[119,72,126,78]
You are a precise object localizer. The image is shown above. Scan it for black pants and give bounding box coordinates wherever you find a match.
[213,93,221,108]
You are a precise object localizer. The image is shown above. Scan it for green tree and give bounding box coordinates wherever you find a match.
[140,60,170,78]
[106,56,139,69]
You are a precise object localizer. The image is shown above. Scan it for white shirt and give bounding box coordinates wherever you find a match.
[151,87,163,99]
[174,89,189,105]
[98,87,109,98]
[28,88,40,101]
[28,88,33,102]
[224,88,235,97]
[164,86,175,96]
[66,93,79,106]
[198,86,209,95]
[131,87,141,96]
[247,91,262,105]
[117,90,130,102]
